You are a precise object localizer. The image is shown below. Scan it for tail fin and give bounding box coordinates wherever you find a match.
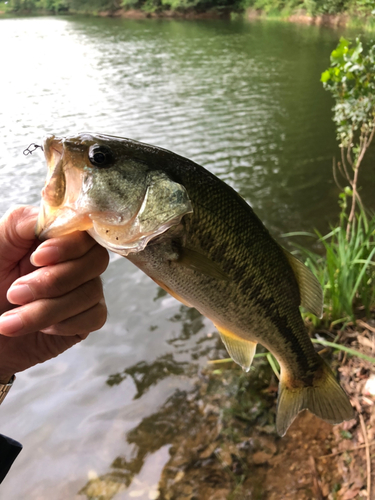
[276,358,355,436]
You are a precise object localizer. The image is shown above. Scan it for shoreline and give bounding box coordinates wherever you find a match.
[96,8,372,29]
[1,7,373,30]
[97,8,230,20]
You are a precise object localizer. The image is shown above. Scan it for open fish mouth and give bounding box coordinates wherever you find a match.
[36,204,93,241]
[36,135,94,240]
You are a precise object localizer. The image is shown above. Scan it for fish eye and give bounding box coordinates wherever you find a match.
[88,145,113,168]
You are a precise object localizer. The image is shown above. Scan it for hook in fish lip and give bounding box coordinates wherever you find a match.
[23,143,44,156]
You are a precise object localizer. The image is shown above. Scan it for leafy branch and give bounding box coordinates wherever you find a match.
[321,38,375,239]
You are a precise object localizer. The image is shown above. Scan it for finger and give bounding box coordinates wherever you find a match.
[7,244,109,305]
[40,300,107,337]
[31,230,102,267]
[0,206,39,269]
[0,277,104,336]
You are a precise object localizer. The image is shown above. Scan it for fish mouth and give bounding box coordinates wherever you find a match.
[35,135,93,240]
[44,135,64,165]
[36,204,93,241]
[35,132,193,251]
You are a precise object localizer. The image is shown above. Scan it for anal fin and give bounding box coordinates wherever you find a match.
[215,324,257,373]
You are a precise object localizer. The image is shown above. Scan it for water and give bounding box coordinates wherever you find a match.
[0,15,374,499]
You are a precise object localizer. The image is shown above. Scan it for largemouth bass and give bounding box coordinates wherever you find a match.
[35,133,354,436]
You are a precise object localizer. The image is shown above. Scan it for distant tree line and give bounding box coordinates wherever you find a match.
[3,0,375,17]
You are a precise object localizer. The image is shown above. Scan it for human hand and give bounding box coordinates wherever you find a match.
[0,206,109,383]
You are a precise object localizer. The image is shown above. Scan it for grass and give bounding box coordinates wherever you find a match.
[285,208,375,327]
[209,339,375,379]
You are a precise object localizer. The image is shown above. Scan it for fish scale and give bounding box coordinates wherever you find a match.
[36,132,354,436]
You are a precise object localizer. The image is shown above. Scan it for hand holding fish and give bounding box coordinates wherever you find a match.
[0,205,109,384]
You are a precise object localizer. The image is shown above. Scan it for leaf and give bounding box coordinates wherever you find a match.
[321,70,331,83]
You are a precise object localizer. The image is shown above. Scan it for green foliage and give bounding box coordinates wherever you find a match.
[161,0,199,9]
[37,0,69,12]
[121,0,141,8]
[6,0,69,11]
[67,0,120,12]
[322,38,375,240]
[0,1,10,11]
[3,0,375,15]
[321,37,375,152]
[301,0,350,15]
[238,0,374,15]
[6,0,38,11]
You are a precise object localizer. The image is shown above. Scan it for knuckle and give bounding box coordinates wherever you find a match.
[98,246,110,272]
[88,245,110,275]
[17,299,50,333]
[77,331,90,341]
[84,302,107,333]
[72,231,96,255]
[42,267,66,296]
[78,278,103,305]
[96,302,108,330]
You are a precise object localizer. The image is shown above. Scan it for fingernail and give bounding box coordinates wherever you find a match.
[7,284,34,305]
[31,246,60,266]
[0,313,23,335]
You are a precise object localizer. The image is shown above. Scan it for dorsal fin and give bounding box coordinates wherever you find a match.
[282,248,323,318]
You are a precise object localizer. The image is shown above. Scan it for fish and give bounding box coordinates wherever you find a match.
[35,132,354,436]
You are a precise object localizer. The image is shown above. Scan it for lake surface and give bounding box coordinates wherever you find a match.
[0,14,374,499]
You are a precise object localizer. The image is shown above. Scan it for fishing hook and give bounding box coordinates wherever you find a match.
[23,143,44,156]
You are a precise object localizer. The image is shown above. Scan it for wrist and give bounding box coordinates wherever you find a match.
[0,374,15,405]
[0,374,14,384]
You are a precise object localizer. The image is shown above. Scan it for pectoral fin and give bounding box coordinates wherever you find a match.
[282,248,323,318]
[215,325,257,372]
[178,247,230,281]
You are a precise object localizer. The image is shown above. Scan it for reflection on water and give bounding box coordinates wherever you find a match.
[167,306,205,343]
[0,14,373,499]
[106,353,192,399]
